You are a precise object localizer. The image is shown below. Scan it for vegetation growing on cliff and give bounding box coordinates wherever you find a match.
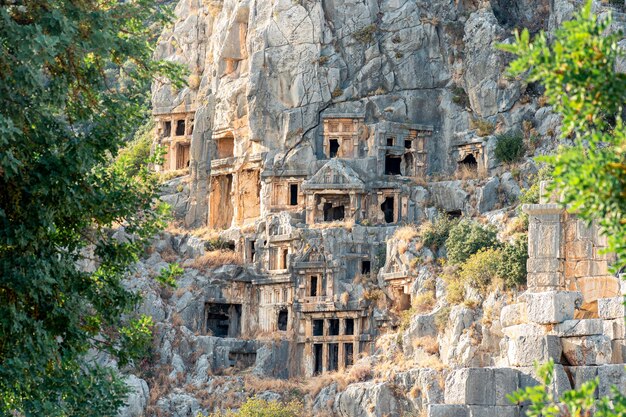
[0,1,184,415]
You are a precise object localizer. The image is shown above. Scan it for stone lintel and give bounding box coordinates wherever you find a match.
[522,203,564,216]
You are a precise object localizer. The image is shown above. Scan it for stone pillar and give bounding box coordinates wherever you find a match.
[185,103,214,227]
[523,203,566,291]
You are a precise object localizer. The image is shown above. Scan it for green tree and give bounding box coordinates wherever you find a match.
[500,0,626,412]
[499,0,626,270]
[445,219,499,264]
[0,1,184,415]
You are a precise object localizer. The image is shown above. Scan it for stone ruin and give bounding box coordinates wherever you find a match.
[154,112,437,377]
[428,189,626,416]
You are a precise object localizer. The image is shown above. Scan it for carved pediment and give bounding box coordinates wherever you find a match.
[301,160,365,191]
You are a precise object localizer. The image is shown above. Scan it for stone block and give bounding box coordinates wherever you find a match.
[427,404,468,417]
[553,319,604,337]
[562,335,612,366]
[468,406,519,417]
[598,364,626,398]
[528,222,562,259]
[525,291,582,324]
[500,303,527,328]
[565,240,593,260]
[445,368,495,405]
[494,368,519,406]
[598,297,626,319]
[568,366,598,397]
[527,258,563,274]
[527,272,564,289]
[612,339,626,364]
[502,323,546,339]
[507,335,562,367]
[603,319,625,340]
[517,364,571,398]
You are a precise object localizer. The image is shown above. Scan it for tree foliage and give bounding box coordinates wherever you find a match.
[509,360,626,417]
[445,219,499,265]
[494,131,525,163]
[499,0,626,270]
[208,397,304,417]
[0,1,184,415]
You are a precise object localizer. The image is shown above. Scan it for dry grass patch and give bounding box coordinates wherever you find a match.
[190,250,242,271]
[413,292,436,313]
[310,219,355,231]
[413,336,439,355]
[393,224,419,242]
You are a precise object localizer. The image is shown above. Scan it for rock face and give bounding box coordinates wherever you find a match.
[113,0,626,416]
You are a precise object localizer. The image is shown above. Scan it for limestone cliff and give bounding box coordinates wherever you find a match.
[113,1,626,416]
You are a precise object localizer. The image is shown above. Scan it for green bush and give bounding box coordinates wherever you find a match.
[208,397,303,417]
[457,248,502,294]
[420,214,458,253]
[116,120,154,177]
[496,235,528,288]
[445,219,499,264]
[494,131,525,163]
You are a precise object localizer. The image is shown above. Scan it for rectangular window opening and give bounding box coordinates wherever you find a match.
[309,275,318,297]
[290,184,299,206]
[313,344,323,375]
[361,260,371,275]
[163,121,172,137]
[385,155,402,175]
[176,120,186,136]
[277,309,288,331]
[344,343,354,367]
[329,319,340,336]
[313,319,324,336]
[386,137,394,147]
[405,139,412,149]
[329,139,340,158]
[328,343,339,372]
[381,197,395,224]
[323,203,345,222]
[345,318,354,335]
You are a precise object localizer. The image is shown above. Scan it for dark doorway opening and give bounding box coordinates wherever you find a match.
[205,303,242,338]
[404,139,412,149]
[329,139,340,158]
[328,343,339,372]
[314,344,323,375]
[459,154,478,171]
[344,343,354,367]
[329,319,340,336]
[163,121,171,137]
[228,351,256,369]
[345,318,354,335]
[361,260,371,275]
[309,275,318,297]
[277,309,288,331]
[447,210,462,219]
[313,319,324,336]
[387,137,394,146]
[323,203,345,222]
[290,184,299,206]
[385,155,402,175]
[281,249,288,270]
[381,197,394,224]
[176,120,186,136]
